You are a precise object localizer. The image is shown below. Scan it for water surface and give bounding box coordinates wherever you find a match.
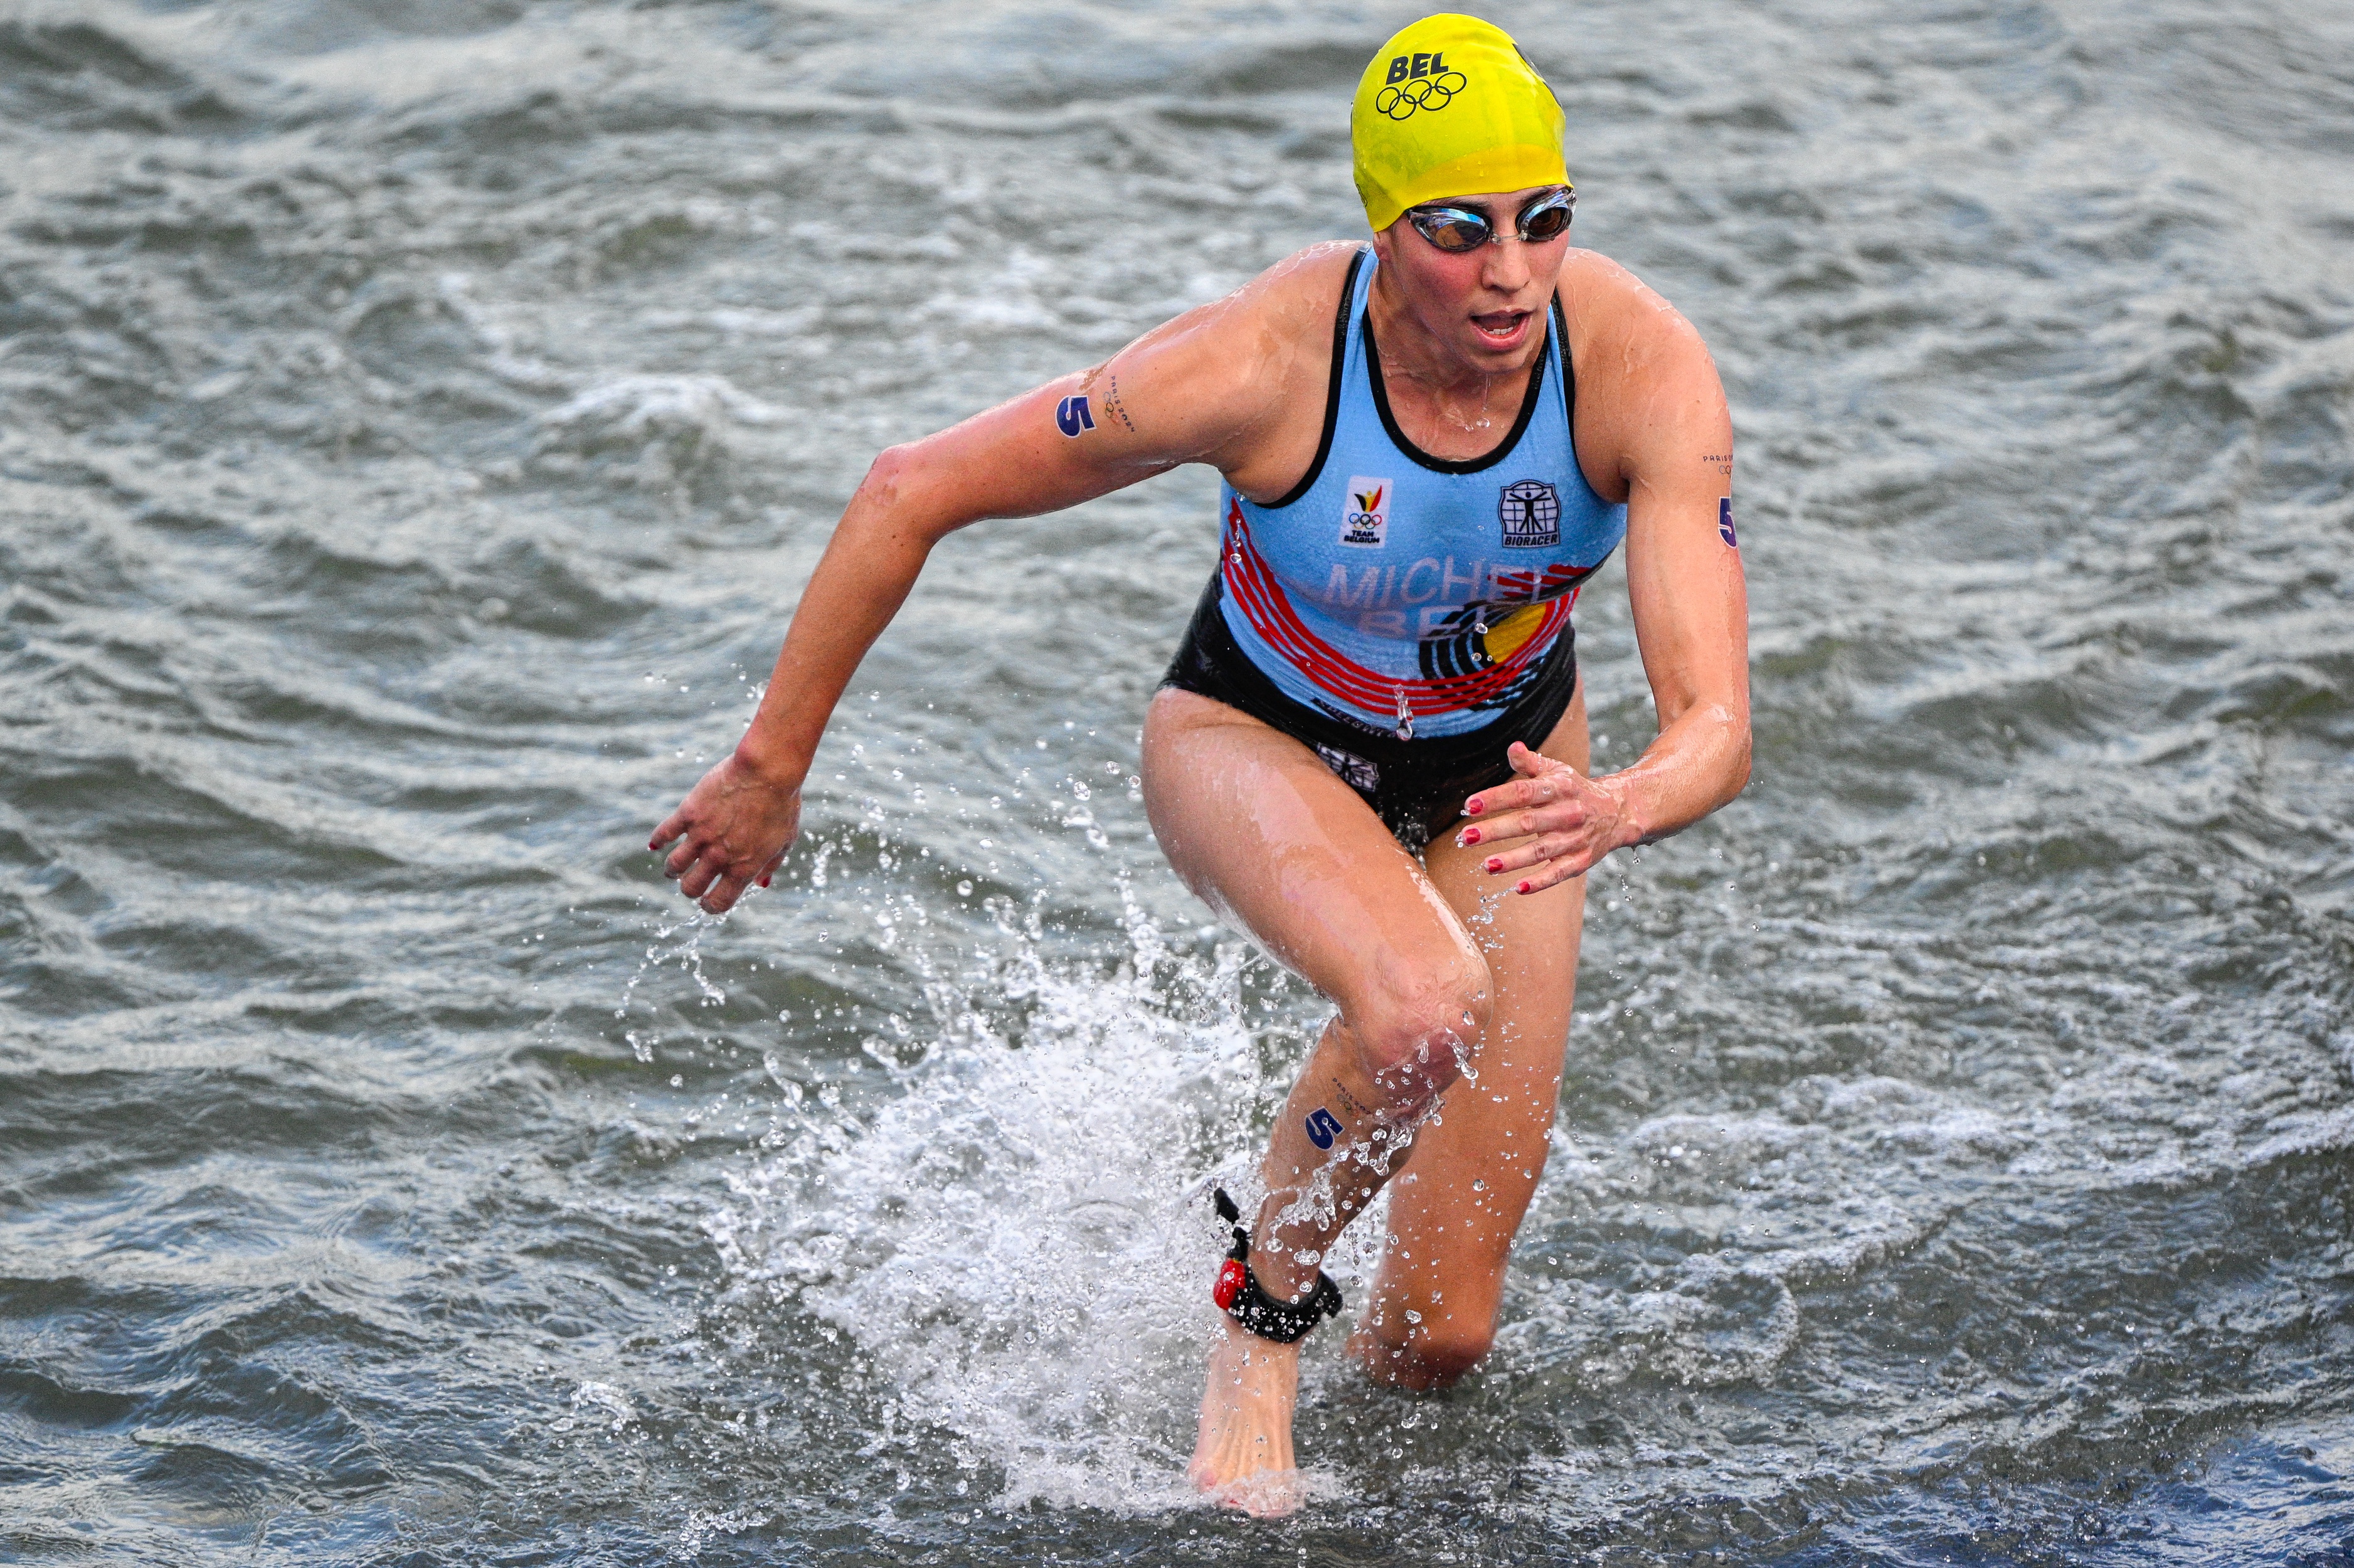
[3,0,2352,1562]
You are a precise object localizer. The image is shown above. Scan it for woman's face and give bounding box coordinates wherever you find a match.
[1369,184,1574,377]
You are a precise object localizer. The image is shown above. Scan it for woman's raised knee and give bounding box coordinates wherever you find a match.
[1408,1322,1495,1383]
[1356,1313,1496,1389]
[1344,959,1492,1113]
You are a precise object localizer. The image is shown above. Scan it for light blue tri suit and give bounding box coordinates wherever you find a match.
[1163,245,1628,845]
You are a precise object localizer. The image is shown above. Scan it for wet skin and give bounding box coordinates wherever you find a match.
[1147,681,1592,1515]
[649,186,1750,1512]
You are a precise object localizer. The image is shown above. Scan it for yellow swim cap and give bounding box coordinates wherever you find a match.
[1350,14,1570,233]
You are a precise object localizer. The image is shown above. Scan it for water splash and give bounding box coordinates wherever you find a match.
[708,889,1322,1511]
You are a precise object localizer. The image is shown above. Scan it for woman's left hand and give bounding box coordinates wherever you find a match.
[1454,742,1640,894]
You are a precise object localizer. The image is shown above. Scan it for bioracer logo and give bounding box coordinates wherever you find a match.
[1499,479,1561,548]
[1339,476,1392,548]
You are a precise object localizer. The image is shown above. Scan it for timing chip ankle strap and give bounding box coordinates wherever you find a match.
[1211,1187,1343,1345]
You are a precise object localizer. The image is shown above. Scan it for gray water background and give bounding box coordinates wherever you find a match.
[3,0,2352,1562]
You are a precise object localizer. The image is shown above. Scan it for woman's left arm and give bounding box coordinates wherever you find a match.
[1457,287,1751,893]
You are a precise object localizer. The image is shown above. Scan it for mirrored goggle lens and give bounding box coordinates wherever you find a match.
[1409,208,1493,252]
[1519,196,1574,241]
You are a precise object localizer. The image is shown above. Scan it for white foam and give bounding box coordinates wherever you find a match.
[534,373,784,443]
[559,1380,638,1435]
[710,892,1302,1511]
[435,272,576,394]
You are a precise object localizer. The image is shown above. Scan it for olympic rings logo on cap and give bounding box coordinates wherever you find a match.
[1376,68,1466,120]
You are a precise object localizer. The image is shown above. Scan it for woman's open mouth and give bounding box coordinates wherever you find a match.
[1471,309,1532,346]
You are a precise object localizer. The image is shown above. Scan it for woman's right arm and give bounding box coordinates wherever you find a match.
[648,243,1355,913]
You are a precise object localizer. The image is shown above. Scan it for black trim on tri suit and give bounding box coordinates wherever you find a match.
[1361,298,1551,476]
[1160,572,1579,851]
[1552,291,1583,477]
[1261,246,1370,510]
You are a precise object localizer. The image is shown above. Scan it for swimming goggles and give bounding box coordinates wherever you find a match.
[1405,188,1575,252]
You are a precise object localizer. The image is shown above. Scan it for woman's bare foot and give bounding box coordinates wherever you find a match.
[1189,1318,1305,1516]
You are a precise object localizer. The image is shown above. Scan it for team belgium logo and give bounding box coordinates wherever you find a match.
[1339,475,1392,548]
[1376,52,1466,119]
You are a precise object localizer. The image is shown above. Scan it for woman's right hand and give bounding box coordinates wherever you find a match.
[649,752,803,914]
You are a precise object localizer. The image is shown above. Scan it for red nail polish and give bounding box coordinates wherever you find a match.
[1466,800,1484,815]
[1462,827,1481,845]
[1487,857,1503,873]
[1516,881,1532,894]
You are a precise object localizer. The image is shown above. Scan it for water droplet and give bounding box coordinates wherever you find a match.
[957,881,973,897]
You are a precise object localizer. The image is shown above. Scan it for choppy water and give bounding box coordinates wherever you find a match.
[3,0,2351,1561]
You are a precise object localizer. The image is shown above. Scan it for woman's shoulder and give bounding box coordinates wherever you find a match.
[1206,240,1367,358]
[1559,248,1714,366]
[1556,248,1729,498]
[1113,241,1358,379]
[1079,242,1364,490]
